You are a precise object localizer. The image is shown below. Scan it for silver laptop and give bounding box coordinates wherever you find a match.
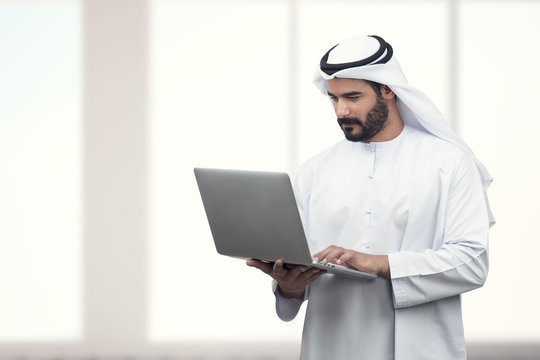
[194,168,377,280]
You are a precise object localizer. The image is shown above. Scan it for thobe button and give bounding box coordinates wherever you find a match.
[368,175,373,180]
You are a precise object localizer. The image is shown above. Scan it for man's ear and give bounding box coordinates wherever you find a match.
[380,85,395,100]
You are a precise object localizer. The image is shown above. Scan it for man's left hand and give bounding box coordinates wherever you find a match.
[313,245,391,279]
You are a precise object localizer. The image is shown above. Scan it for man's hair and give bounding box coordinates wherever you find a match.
[366,80,398,102]
[366,80,383,97]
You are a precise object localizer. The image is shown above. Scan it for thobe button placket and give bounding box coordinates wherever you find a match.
[364,143,376,247]
[364,207,374,232]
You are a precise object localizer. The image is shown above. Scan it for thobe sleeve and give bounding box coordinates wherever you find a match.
[273,279,305,321]
[273,168,311,321]
[388,154,490,309]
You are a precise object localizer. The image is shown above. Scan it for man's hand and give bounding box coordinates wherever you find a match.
[246,258,325,299]
[313,245,391,279]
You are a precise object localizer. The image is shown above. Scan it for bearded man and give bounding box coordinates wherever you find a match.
[248,35,493,360]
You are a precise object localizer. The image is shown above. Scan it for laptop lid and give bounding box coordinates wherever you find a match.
[194,167,377,279]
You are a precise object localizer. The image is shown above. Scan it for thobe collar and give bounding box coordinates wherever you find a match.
[345,124,409,155]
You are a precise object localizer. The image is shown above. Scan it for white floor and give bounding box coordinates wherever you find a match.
[1,342,540,360]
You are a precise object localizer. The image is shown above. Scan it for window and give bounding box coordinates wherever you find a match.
[459,1,540,341]
[0,1,82,341]
[149,0,299,342]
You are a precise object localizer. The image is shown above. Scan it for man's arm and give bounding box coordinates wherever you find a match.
[386,153,489,308]
[247,258,324,321]
[313,154,489,308]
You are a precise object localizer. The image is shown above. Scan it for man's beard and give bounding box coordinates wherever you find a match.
[337,95,389,142]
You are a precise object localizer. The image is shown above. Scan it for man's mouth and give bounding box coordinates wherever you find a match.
[343,125,355,133]
[338,117,362,127]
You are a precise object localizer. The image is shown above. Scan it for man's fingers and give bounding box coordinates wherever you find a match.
[337,252,353,265]
[313,249,332,264]
[324,248,346,264]
[273,259,288,277]
[296,267,324,284]
[313,245,346,264]
[246,259,274,274]
[249,258,326,287]
[307,268,325,281]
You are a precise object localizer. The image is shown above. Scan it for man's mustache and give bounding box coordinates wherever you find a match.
[338,117,363,127]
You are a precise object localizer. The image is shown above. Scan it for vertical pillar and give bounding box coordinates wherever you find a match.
[83,0,148,353]
[287,0,298,172]
[448,0,460,134]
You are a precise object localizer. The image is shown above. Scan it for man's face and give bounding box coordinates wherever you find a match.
[326,78,389,142]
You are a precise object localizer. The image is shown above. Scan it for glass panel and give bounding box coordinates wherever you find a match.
[149,0,299,342]
[459,1,540,341]
[0,1,82,341]
[296,0,449,165]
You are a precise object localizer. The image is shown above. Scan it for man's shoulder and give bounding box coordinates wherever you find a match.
[296,139,352,176]
[405,126,467,161]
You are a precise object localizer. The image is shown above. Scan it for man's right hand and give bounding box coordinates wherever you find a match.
[246,258,325,300]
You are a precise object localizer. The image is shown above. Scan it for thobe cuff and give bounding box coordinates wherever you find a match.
[388,252,409,308]
[388,251,406,278]
[272,279,305,321]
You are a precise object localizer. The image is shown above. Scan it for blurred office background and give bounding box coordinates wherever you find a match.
[0,0,539,359]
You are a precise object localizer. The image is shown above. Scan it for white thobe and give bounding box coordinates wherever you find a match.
[274,125,489,360]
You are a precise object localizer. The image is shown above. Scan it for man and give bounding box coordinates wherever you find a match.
[247,35,493,359]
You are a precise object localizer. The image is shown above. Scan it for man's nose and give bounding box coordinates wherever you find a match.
[335,100,350,118]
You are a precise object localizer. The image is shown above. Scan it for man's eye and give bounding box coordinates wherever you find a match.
[348,96,360,101]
